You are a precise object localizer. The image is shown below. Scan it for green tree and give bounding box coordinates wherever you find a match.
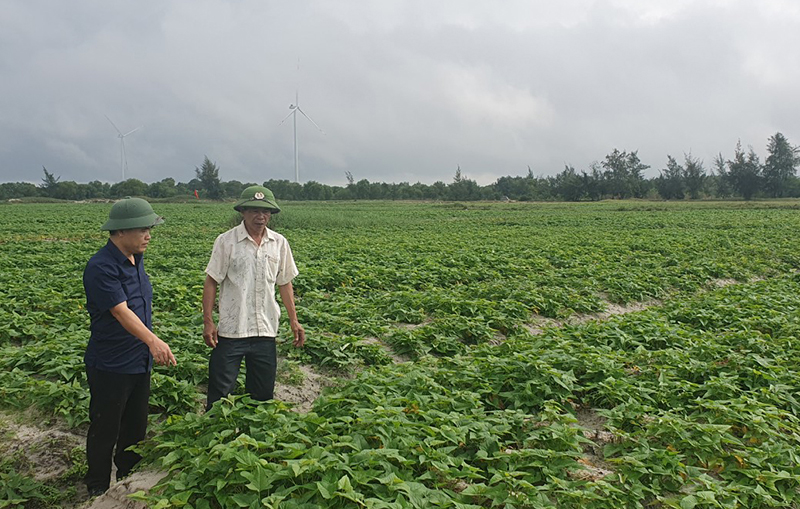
[763,132,799,198]
[351,179,374,200]
[148,178,177,198]
[494,176,529,201]
[52,181,87,200]
[86,180,111,198]
[429,181,448,200]
[222,180,252,199]
[40,167,60,197]
[727,141,762,200]
[551,165,585,201]
[602,149,649,199]
[584,164,605,201]
[711,153,732,198]
[411,182,431,200]
[195,156,223,199]
[682,154,706,199]
[448,166,480,201]
[264,179,303,201]
[656,155,685,200]
[110,178,149,198]
[0,182,39,200]
[302,180,333,200]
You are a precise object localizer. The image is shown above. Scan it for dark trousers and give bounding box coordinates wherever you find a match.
[207,337,276,411]
[85,367,150,492]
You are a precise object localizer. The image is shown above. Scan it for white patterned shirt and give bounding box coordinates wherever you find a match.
[205,222,298,338]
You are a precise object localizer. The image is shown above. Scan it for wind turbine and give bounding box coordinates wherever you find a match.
[279,89,324,183]
[105,115,142,181]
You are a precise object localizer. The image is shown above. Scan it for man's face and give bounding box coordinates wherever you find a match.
[118,227,152,254]
[241,208,271,231]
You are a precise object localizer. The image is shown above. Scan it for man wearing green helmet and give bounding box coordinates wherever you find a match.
[202,185,306,410]
[82,197,176,497]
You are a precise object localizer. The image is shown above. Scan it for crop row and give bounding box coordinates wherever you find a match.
[1,201,799,507]
[1,202,799,418]
[137,276,800,508]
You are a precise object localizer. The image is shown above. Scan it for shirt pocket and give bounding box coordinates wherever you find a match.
[266,254,280,283]
[229,251,253,287]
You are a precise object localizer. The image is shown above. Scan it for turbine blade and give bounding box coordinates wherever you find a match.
[278,109,295,126]
[296,107,324,133]
[122,126,142,137]
[105,115,122,135]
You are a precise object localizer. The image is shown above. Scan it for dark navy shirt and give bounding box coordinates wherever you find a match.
[83,239,153,374]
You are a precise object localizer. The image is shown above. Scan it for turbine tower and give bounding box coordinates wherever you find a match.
[105,115,142,181]
[279,89,324,183]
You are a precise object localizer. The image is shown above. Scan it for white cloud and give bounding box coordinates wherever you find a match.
[438,64,554,129]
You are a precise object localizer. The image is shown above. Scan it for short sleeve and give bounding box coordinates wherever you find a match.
[205,233,230,284]
[84,261,128,313]
[275,238,299,286]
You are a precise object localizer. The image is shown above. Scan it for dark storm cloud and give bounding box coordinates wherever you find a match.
[1,1,798,186]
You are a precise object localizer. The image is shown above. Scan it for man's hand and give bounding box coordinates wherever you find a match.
[110,301,176,367]
[291,319,306,348]
[150,336,177,366]
[279,282,305,348]
[203,322,219,348]
[202,275,219,349]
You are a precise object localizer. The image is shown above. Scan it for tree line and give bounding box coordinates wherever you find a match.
[3,133,798,202]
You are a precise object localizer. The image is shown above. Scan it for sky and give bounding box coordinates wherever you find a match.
[1,0,799,187]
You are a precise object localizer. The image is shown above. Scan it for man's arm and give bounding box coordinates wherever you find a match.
[109,302,176,366]
[279,281,305,347]
[202,274,219,348]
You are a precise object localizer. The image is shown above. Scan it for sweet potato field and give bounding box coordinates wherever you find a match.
[1,200,800,508]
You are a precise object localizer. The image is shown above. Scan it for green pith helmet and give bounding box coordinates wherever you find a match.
[233,186,281,213]
[101,197,165,231]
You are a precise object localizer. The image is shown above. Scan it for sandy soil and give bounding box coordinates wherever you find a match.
[522,297,662,337]
[571,407,618,482]
[274,362,334,413]
[81,471,166,509]
[0,415,85,483]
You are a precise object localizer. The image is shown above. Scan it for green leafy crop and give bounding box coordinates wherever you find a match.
[2,200,800,507]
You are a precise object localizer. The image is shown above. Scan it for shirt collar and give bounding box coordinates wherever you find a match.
[235,221,273,244]
[104,238,141,266]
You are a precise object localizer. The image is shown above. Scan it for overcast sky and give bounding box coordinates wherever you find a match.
[1,1,798,186]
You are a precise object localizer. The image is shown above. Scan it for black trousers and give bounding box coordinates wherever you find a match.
[206,337,276,411]
[85,367,150,492]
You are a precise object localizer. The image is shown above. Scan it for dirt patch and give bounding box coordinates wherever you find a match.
[489,332,507,346]
[575,407,607,432]
[523,316,563,336]
[520,297,661,336]
[568,456,615,482]
[570,407,618,482]
[571,298,662,324]
[600,300,659,317]
[575,407,621,453]
[396,318,434,330]
[274,363,334,413]
[82,471,167,509]
[711,278,738,287]
[0,417,84,483]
